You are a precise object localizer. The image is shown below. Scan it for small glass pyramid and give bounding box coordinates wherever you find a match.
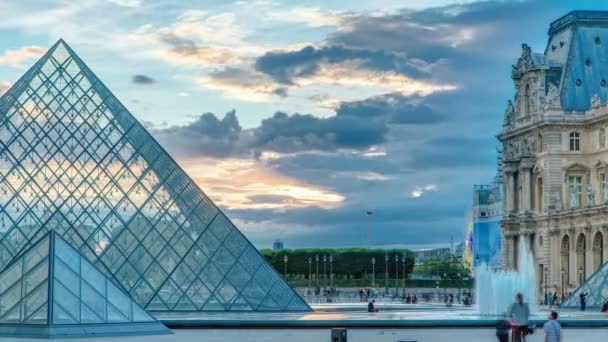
[0,231,169,337]
[0,39,309,312]
[562,262,608,309]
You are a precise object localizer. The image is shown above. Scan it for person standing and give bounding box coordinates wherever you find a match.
[508,293,530,342]
[580,292,588,311]
[553,292,558,307]
[543,311,561,342]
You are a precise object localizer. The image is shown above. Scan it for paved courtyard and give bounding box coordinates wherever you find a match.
[1,328,607,342]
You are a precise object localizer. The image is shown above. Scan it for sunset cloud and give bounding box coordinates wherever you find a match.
[0,46,46,68]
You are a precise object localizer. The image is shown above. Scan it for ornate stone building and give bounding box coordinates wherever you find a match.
[499,11,608,295]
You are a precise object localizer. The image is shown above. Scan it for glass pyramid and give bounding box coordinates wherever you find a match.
[562,261,608,309]
[0,231,169,337]
[0,39,310,312]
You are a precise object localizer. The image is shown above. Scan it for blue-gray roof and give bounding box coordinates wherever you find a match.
[561,26,608,110]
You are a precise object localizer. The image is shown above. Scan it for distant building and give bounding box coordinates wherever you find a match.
[273,239,284,250]
[453,241,465,258]
[472,183,503,268]
[414,247,451,262]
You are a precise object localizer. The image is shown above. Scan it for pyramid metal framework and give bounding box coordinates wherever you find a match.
[562,260,608,309]
[0,231,169,337]
[0,40,310,312]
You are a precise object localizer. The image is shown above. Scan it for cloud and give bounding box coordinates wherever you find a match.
[0,46,46,68]
[0,81,10,95]
[201,67,284,102]
[178,156,344,210]
[410,184,439,198]
[132,74,155,85]
[336,93,442,124]
[153,110,242,158]
[106,0,142,7]
[251,111,388,153]
[252,45,456,97]
[256,45,427,84]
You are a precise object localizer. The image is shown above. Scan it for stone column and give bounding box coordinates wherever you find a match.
[603,225,608,264]
[523,169,532,212]
[584,224,593,280]
[506,171,515,213]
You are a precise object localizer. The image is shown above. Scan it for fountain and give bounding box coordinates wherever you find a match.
[476,237,537,316]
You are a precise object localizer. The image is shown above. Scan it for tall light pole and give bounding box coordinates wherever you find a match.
[561,267,565,297]
[329,255,334,289]
[394,254,399,296]
[384,254,389,294]
[402,255,406,298]
[283,255,288,281]
[315,254,319,287]
[371,257,376,287]
[543,266,549,305]
[578,266,584,287]
[457,272,461,303]
[323,254,327,291]
[308,257,312,289]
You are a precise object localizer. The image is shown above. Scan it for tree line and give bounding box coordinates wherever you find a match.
[260,248,415,279]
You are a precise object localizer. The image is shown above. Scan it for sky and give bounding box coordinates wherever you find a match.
[1,0,607,250]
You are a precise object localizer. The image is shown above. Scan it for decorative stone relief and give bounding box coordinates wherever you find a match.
[591,94,601,108]
[587,183,595,207]
[545,82,560,108]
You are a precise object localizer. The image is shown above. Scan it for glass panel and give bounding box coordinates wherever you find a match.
[53,280,80,324]
[106,281,131,320]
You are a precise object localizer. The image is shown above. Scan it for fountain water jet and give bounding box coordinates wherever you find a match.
[476,237,537,316]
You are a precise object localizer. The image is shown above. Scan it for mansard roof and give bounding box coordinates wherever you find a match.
[547,11,608,110]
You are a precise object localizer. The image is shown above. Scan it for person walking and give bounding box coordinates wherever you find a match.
[508,293,530,342]
[543,311,561,342]
[580,292,588,311]
[495,313,510,342]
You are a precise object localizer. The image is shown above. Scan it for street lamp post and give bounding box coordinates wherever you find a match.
[315,254,319,287]
[401,255,406,298]
[371,257,376,286]
[457,272,461,303]
[561,267,565,297]
[394,255,399,296]
[578,266,584,287]
[329,255,334,289]
[308,257,312,289]
[323,255,327,291]
[443,273,447,298]
[283,255,288,281]
[384,254,389,294]
[543,266,549,305]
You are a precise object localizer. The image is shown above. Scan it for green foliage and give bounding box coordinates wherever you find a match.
[413,254,471,280]
[260,248,415,279]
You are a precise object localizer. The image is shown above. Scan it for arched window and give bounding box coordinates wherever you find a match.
[561,235,570,288]
[600,128,605,148]
[593,232,603,271]
[569,132,580,151]
[538,133,543,152]
[577,233,587,285]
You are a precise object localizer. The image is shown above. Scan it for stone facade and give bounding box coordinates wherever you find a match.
[499,11,608,295]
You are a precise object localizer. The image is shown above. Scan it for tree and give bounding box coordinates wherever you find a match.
[413,254,471,280]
